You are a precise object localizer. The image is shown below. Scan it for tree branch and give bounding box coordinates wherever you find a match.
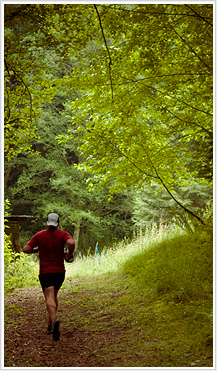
[133,80,212,118]
[138,142,205,225]
[9,66,33,124]
[168,23,212,73]
[154,169,205,225]
[185,4,213,26]
[94,4,114,104]
[115,147,157,179]
[111,6,213,20]
[164,108,213,138]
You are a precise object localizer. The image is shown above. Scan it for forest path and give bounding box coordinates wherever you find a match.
[4,274,213,368]
[4,283,127,367]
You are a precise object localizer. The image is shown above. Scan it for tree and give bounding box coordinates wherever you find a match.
[4,4,213,228]
[64,4,213,224]
[4,4,73,160]
[5,77,133,253]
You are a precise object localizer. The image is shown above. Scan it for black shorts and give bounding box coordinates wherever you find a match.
[39,272,65,292]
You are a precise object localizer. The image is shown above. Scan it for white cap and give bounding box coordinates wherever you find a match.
[47,213,59,227]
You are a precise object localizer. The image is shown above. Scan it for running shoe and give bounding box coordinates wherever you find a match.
[53,320,60,340]
[47,324,52,333]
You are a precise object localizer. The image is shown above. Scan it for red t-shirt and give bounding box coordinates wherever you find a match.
[27,228,72,274]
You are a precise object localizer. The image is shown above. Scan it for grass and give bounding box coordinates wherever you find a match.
[5,223,213,366]
[62,223,213,366]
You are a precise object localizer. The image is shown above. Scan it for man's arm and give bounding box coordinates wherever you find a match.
[66,239,75,256]
[23,245,39,254]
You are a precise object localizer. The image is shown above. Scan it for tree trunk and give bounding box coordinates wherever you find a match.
[4,163,13,188]
[73,220,81,252]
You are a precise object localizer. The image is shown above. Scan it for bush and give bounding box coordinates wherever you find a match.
[4,231,39,293]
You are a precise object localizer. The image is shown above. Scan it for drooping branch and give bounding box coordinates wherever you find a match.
[4,58,10,75]
[94,4,114,104]
[94,126,206,225]
[185,5,213,26]
[115,146,157,179]
[124,79,213,138]
[168,23,212,73]
[138,143,205,225]
[8,65,33,125]
[127,150,205,224]
[164,108,213,139]
[112,6,213,21]
[155,169,205,225]
[132,79,212,118]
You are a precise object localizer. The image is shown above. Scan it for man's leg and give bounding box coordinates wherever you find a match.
[44,286,57,326]
[43,286,60,340]
[54,289,59,312]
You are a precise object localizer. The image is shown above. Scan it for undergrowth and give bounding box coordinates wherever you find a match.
[4,232,39,293]
[4,201,39,293]
[4,222,213,366]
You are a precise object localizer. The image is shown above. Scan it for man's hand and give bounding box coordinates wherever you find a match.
[65,238,75,262]
[64,251,74,263]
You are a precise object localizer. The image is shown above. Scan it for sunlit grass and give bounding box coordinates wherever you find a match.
[66,223,183,278]
[66,223,212,304]
[64,222,213,360]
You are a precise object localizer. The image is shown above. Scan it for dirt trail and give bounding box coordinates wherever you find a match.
[4,281,213,367]
[4,286,126,367]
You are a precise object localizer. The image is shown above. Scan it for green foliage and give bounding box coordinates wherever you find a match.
[4,241,39,293]
[5,88,133,252]
[59,4,212,224]
[4,4,73,160]
[4,4,213,250]
[4,200,38,293]
[4,198,11,216]
[132,179,212,232]
[65,4,212,191]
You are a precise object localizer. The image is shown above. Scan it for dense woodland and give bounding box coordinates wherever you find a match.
[4,4,213,253]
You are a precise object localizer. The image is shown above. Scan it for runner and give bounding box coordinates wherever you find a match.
[23,213,75,340]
